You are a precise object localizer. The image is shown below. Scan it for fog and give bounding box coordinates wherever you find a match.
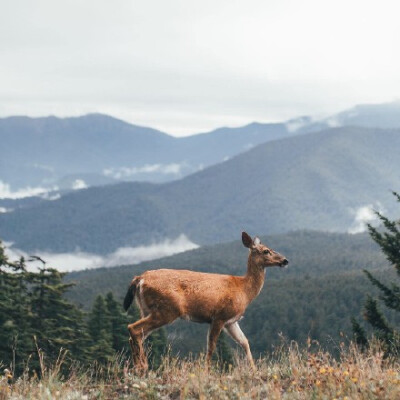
[4,234,199,272]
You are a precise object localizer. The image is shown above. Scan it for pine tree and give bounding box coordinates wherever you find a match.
[27,265,89,369]
[1,242,89,374]
[87,295,114,365]
[352,192,400,354]
[105,292,129,353]
[0,244,33,374]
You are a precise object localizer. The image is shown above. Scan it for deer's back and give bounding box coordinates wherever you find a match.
[137,269,247,322]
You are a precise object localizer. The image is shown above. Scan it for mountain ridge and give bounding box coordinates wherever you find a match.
[1,125,399,253]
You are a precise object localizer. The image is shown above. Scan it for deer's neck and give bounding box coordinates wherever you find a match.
[244,255,266,303]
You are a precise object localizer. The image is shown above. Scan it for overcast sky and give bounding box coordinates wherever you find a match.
[1,0,400,136]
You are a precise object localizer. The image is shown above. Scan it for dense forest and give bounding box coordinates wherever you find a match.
[2,224,400,375]
[0,245,167,375]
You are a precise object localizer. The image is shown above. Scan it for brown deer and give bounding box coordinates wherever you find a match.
[123,232,288,371]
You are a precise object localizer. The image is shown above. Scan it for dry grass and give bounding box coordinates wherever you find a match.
[1,342,400,399]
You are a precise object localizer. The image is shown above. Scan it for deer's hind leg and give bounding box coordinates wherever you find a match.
[206,320,225,366]
[128,312,177,373]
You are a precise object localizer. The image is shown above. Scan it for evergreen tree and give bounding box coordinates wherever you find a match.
[1,241,90,374]
[87,295,114,365]
[353,192,400,354]
[28,266,88,363]
[105,292,129,353]
[0,244,33,374]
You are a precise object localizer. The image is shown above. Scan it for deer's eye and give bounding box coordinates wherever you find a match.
[263,250,270,255]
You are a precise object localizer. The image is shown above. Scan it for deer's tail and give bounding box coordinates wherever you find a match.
[123,278,139,311]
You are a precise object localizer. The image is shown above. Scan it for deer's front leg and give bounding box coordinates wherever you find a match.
[206,320,225,365]
[224,322,256,370]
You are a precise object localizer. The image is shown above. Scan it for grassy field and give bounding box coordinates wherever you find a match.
[1,342,399,399]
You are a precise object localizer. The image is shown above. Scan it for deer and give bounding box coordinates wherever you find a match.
[123,232,288,371]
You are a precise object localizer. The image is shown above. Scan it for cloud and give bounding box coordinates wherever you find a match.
[40,192,61,201]
[325,117,342,128]
[243,143,254,151]
[285,116,312,132]
[0,180,58,199]
[2,0,400,135]
[348,204,384,234]
[0,207,10,213]
[103,163,184,179]
[72,179,88,190]
[4,234,199,272]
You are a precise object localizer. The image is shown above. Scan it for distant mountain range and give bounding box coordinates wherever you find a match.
[0,114,292,191]
[1,123,400,254]
[2,100,400,193]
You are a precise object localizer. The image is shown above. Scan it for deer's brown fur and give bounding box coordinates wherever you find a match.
[123,232,288,372]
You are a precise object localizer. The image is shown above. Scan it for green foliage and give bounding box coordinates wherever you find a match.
[353,192,400,354]
[105,292,130,354]
[1,239,168,376]
[351,317,368,349]
[0,242,88,374]
[87,295,115,365]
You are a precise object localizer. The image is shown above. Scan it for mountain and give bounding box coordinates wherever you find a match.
[295,100,400,134]
[3,100,400,194]
[0,114,293,191]
[327,100,400,129]
[1,125,400,254]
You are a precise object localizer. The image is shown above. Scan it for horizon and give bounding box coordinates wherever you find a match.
[0,98,398,138]
[2,0,400,136]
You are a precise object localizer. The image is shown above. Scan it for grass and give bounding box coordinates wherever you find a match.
[1,341,400,399]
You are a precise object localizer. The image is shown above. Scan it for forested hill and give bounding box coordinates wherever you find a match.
[2,126,400,253]
[64,230,398,356]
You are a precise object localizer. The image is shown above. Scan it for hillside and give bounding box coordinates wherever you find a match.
[1,126,400,253]
[3,100,400,193]
[0,114,292,191]
[63,230,399,356]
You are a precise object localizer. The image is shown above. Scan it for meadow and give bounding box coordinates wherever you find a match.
[1,342,399,399]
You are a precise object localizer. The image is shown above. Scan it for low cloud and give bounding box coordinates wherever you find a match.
[72,179,88,190]
[40,192,61,201]
[285,116,312,132]
[0,180,58,200]
[325,117,342,128]
[103,163,184,179]
[0,207,10,213]
[348,203,384,234]
[4,234,199,272]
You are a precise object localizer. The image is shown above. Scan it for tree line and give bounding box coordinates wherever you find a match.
[0,249,167,376]
[1,193,399,375]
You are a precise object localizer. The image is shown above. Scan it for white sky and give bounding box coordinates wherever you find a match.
[1,0,400,136]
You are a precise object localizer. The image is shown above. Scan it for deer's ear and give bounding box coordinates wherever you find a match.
[253,236,261,246]
[242,232,253,248]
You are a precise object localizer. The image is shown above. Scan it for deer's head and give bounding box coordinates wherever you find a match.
[242,231,289,268]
